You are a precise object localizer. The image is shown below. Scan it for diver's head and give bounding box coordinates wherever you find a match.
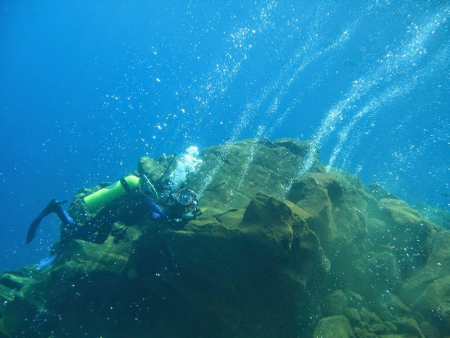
[171,188,201,222]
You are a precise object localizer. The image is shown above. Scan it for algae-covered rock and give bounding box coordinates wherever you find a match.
[288,172,365,250]
[372,198,436,278]
[138,154,176,179]
[369,183,400,200]
[377,293,412,320]
[313,315,353,338]
[392,317,425,338]
[402,231,450,299]
[189,138,323,211]
[414,203,450,229]
[0,137,448,337]
[412,275,450,331]
[323,290,348,317]
[0,274,26,291]
[162,193,325,337]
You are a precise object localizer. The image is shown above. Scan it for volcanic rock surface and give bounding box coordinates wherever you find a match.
[1,138,448,337]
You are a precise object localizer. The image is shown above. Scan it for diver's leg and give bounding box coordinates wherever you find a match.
[55,207,76,244]
[31,200,74,269]
[92,220,114,244]
[69,207,116,243]
[54,207,74,228]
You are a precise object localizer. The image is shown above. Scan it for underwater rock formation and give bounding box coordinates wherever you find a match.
[1,138,449,337]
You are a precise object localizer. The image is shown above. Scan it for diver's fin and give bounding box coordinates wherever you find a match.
[26,218,42,244]
[36,255,58,270]
[26,199,67,244]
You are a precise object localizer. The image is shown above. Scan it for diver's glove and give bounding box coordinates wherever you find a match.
[181,209,202,221]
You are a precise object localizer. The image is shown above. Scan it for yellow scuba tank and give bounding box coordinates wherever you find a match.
[83,175,141,212]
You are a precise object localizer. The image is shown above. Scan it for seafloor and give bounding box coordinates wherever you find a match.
[1,138,449,337]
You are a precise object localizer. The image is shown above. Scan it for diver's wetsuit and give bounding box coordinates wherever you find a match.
[63,193,167,245]
[26,177,200,270]
[27,193,168,270]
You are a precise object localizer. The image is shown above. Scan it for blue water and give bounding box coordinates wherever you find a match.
[0,1,449,271]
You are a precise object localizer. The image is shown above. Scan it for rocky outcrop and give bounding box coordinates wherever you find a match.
[0,138,448,337]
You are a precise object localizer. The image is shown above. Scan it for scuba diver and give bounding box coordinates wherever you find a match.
[26,170,202,270]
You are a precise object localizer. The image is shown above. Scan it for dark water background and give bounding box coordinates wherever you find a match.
[1,1,449,271]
